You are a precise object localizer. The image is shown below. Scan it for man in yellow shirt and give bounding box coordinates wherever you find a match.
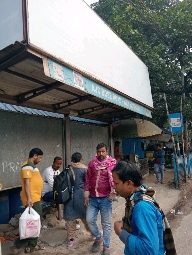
[14,148,44,254]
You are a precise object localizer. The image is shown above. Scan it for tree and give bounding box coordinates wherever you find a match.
[92,0,192,128]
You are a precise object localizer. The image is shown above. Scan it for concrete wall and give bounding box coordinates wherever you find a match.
[0,111,110,190]
[0,111,63,190]
[70,121,109,166]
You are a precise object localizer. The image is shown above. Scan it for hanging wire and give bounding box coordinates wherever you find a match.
[118,0,170,45]
[138,0,172,34]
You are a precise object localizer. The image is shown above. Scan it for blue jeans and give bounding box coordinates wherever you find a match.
[154,164,164,182]
[86,196,112,248]
[42,191,54,202]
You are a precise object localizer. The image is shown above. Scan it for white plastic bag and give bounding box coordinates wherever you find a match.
[19,207,41,240]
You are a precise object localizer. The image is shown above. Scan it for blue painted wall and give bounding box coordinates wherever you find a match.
[122,138,145,158]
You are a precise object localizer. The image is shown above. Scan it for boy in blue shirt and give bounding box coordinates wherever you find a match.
[112,160,165,255]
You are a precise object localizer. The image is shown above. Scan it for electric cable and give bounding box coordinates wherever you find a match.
[118,0,170,46]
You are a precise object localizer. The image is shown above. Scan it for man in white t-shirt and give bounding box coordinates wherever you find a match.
[42,156,62,202]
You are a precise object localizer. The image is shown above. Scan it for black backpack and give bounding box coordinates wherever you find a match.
[53,165,74,204]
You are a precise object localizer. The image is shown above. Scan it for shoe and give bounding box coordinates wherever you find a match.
[103,248,110,255]
[67,238,76,247]
[92,238,103,252]
[155,180,159,184]
[161,181,164,184]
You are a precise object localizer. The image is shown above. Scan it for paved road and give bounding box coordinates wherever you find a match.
[169,192,192,255]
[173,211,192,255]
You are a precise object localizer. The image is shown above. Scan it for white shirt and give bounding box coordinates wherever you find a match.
[42,166,60,196]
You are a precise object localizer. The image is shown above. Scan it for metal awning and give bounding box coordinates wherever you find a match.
[0,42,151,122]
[0,102,108,126]
[113,119,162,138]
[146,134,172,142]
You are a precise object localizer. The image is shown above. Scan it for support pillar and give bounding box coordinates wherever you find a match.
[64,114,71,166]
[109,124,114,157]
[184,120,188,152]
[58,115,71,221]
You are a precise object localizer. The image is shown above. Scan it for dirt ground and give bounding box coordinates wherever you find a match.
[1,169,182,255]
[167,189,192,231]
[2,200,126,255]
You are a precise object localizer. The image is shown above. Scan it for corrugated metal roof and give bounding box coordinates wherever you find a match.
[70,116,107,125]
[0,102,107,125]
[0,42,25,64]
[0,45,140,122]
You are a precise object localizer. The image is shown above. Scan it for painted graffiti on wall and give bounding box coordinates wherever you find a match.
[1,161,22,173]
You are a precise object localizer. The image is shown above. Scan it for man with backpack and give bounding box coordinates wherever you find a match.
[85,143,116,255]
[51,157,81,231]
[63,152,90,247]
[112,160,176,255]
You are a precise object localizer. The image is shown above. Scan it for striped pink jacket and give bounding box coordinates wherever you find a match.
[85,155,116,197]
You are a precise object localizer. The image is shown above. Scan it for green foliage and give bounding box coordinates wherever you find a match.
[92,0,192,127]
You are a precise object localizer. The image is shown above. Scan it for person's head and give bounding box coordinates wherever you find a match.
[71,152,82,163]
[156,143,161,150]
[96,143,108,161]
[115,141,120,147]
[29,148,43,165]
[52,156,62,170]
[112,160,142,198]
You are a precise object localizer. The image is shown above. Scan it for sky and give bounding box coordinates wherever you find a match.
[84,0,98,5]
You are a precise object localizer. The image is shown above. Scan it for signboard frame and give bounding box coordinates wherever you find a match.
[43,57,152,118]
[169,113,184,132]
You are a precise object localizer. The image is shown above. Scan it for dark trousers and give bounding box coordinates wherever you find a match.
[15,201,42,249]
[42,191,54,203]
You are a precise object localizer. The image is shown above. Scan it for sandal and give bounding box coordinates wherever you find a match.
[34,244,45,251]
[25,244,45,253]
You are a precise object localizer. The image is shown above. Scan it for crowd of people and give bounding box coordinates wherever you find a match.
[12,143,171,255]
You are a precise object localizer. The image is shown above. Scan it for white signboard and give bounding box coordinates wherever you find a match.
[169,113,183,132]
[170,118,181,128]
[27,0,153,108]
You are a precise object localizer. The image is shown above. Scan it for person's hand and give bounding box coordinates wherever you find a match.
[84,197,89,207]
[114,221,123,236]
[107,193,116,201]
[27,198,33,207]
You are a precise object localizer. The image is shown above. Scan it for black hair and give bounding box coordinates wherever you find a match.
[29,148,43,158]
[112,160,142,187]
[71,152,82,163]
[115,141,120,146]
[96,143,107,151]
[53,156,62,162]
[156,143,161,148]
